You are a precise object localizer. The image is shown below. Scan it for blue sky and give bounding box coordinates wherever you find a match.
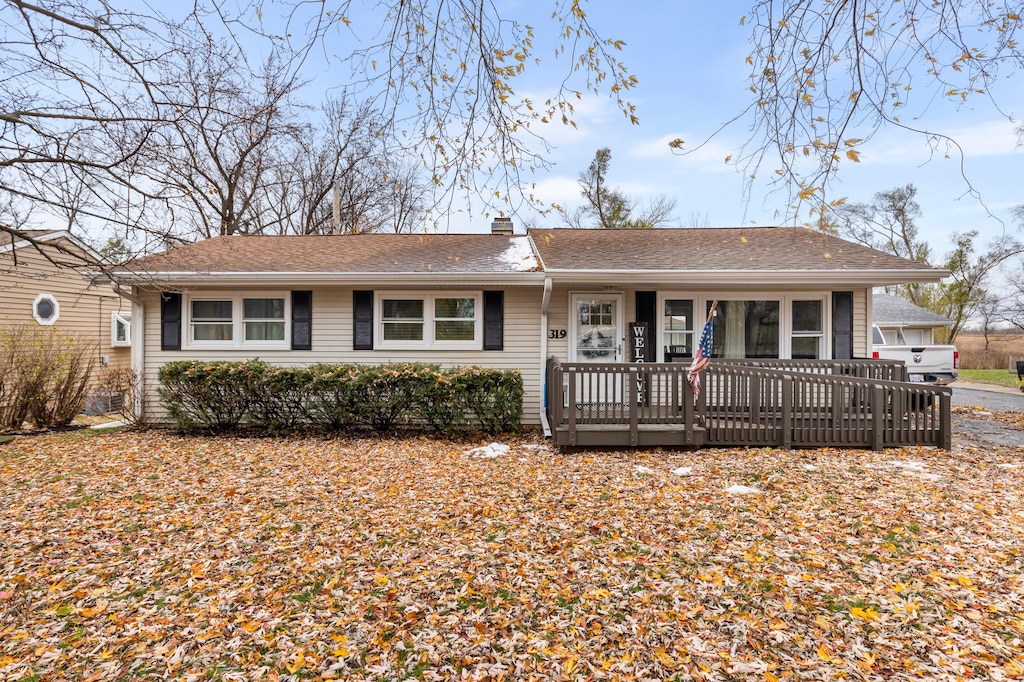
[479,1,1024,255]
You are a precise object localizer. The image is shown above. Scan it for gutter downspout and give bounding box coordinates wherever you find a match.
[539,277,553,437]
[111,281,145,423]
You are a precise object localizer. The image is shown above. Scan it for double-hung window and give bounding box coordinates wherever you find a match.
[662,298,694,361]
[791,300,824,359]
[243,298,286,341]
[186,294,288,348]
[378,292,480,349]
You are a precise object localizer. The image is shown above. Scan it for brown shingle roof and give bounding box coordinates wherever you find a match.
[117,227,946,286]
[528,227,937,273]
[122,233,540,275]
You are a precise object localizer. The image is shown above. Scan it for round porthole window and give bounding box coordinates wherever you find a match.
[32,293,60,325]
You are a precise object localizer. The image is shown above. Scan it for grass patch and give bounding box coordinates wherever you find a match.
[957,369,1021,389]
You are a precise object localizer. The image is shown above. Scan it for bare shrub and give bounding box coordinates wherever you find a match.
[0,325,97,430]
[32,336,97,427]
[95,365,142,424]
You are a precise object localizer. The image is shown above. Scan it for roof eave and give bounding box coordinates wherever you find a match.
[115,270,548,287]
[541,269,950,286]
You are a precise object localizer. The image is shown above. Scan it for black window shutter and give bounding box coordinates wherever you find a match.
[483,291,504,351]
[832,291,854,359]
[635,291,657,361]
[353,290,373,350]
[160,292,182,351]
[291,291,312,350]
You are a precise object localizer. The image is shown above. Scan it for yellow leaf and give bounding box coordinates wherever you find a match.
[286,651,305,674]
[766,672,780,682]
[851,606,880,621]
[817,643,834,662]
[846,149,861,162]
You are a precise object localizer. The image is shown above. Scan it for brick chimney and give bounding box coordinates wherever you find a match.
[490,216,514,235]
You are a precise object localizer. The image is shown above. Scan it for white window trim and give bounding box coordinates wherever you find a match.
[111,311,132,347]
[32,293,60,325]
[184,293,290,350]
[791,299,826,359]
[375,291,482,350]
[656,292,831,361]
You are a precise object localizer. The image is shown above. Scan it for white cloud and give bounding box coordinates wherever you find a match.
[858,119,1022,166]
[527,175,581,207]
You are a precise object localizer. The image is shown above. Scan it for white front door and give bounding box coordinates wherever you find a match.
[570,293,623,362]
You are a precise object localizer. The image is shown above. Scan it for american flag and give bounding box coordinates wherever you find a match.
[688,313,715,400]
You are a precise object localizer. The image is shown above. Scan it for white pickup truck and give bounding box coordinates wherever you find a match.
[871,325,959,385]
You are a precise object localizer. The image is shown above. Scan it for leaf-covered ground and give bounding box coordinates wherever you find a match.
[1,430,1022,681]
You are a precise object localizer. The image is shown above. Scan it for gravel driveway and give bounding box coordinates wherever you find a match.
[950,381,1024,450]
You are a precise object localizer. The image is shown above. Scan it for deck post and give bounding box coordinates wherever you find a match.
[781,375,793,449]
[940,391,952,451]
[567,367,577,447]
[628,367,639,447]
[682,370,693,445]
[871,384,885,451]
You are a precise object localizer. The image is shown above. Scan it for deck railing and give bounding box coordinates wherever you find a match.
[545,357,951,450]
[545,360,699,447]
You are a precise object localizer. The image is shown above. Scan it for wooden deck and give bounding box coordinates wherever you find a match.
[545,358,951,450]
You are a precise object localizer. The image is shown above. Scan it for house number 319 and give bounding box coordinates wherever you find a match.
[548,329,567,338]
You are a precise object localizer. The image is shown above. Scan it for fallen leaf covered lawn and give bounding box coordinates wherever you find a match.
[1,431,1023,681]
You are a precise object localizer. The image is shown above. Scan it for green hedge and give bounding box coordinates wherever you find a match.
[157,360,523,435]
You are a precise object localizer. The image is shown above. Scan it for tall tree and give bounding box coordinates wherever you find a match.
[833,184,932,304]
[0,0,635,253]
[566,148,676,229]
[836,184,1023,342]
[929,230,1024,342]
[143,47,309,238]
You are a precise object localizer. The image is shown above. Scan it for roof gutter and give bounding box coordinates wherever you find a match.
[538,269,950,286]
[539,277,553,438]
[110,280,143,305]
[114,271,548,287]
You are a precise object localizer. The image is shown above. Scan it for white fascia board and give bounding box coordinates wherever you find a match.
[1,230,96,257]
[541,269,950,286]
[119,271,548,287]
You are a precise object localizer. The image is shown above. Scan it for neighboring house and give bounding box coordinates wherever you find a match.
[872,292,952,344]
[1,230,131,376]
[112,224,949,431]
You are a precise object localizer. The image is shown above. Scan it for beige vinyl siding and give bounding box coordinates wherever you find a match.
[853,288,868,358]
[1,239,131,382]
[140,286,546,426]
